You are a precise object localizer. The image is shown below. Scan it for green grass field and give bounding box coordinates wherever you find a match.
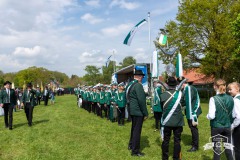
[0,95,228,160]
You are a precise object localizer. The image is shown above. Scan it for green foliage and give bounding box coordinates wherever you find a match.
[0,95,218,159]
[83,65,102,85]
[155,0,240,82]
[118,56,136,69]
[101,61,115,84]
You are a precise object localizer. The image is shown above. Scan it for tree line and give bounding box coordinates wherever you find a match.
[0,56,136,88]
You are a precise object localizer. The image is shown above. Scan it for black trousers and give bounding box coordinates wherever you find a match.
[37,97,41,105]
[162,126,183,160]
[43,96,49,106]
[211,127,234,160]
[117,107,125,125]
[3,104,14,128]
[233,125,240,160]
[128,116,144,154]
[92,102,97,114]
[103,104,108,118]
[88,101,92,113]
[187,119,199,148]
[99,104,105,118]
[154,112,162,129]
[24,103,34,125]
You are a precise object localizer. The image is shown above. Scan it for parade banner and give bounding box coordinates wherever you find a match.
[123,19,147,46]
[152,51,159,78]
[158,34,167,46]
[176,53,183,78]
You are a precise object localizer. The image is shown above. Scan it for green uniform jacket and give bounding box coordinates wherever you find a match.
[92,92,98,103]
[160,89,184,127]
[210,94,234,128]
[22,89,37,107]
[36,90,42,98]
[127,80,148,117]
[105,91,111,105]
[181,85,202,119]
[98,91,105,104]
[89,92,93,102]
[110,89,117,103]
[153,87,162,112]
[0,89,17,106]
[115,91,126,108]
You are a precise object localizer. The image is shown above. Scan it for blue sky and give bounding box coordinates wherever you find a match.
[0,0,178,77]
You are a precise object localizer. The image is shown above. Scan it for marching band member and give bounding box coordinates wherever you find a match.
[207,79,234,160]
[179,77,202,152]
[115,82,126,126]
[160,77,184,160]
[152,79,162,132]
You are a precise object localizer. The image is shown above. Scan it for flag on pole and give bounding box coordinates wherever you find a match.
[123,19,147,46]
[158,34,167,46]
[176,53,183,78]
[152,51,159,78]
[105,55,112,67]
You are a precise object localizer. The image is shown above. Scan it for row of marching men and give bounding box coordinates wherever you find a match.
[74,82,128,126]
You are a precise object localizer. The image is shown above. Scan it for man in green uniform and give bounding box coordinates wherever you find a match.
[127,69,148,157]
[152,80,162,132]
[98,84,105,118]
[21,82,37,127]
[0,81,17,130]
[179,77,202,152]
[115,82,126,126]
[160,77,184,160]
[36,86,42,105]
[104,85,111,120]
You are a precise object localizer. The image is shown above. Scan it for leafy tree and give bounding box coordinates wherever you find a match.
[155,0,240,82]
[83,65,101,85]
[101,61,115,84]
[118,56,136,69]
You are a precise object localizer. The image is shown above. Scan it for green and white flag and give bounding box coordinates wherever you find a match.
[123,19,147,46]
[158,34,167,46]
[152,51,159,78]
[176,53,183,78]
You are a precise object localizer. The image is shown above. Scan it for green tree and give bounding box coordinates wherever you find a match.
[101,61,115,84]
[118,56,136,69]
[155,0,240,81]
[83,65,101,85]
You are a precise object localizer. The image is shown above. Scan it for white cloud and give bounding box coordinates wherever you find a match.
[13,46,41,57]
[101,23,132,37]
[109,0,140,10]
[81,13,104,24]
[85,0,100,7]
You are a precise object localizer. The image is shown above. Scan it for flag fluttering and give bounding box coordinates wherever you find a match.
[123,19,147,46]
[176,53,183,78]
[105,55,112,67]
[152,51,159,78]
[158,34,167,46]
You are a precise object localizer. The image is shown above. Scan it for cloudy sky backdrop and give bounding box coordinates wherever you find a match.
[0,0,178,77]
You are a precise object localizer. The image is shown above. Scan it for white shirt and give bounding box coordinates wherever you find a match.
[231,94,240,130]
[207,97,216,120]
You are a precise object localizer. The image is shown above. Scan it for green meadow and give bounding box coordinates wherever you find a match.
[0,95,228,160]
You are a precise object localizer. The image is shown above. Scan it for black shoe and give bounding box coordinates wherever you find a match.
[131,152,145,157]
[187,147,198,152]
[9,127,13,130]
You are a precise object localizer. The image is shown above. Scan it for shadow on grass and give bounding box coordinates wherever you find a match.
[141,136,150,150]
[14,119,49,128]
[181,133,192,146]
